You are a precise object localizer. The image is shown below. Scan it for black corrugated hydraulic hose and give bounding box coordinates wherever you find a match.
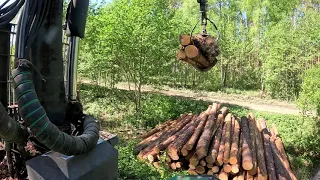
[12,61,100,155]
[0,102,27,145]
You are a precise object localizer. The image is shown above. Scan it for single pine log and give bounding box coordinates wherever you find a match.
[185,45,199,59]
[218,171,229,180]
[223,113,233,164]
[232,130,242,175]
[248,113,258,176]
[207,164,213,168]
[177,49,187,60]
[216,119,228,166]
[270,136,292,180]
[200,160,207,167]
[212,166,220,173]
[196,166,206,174]
[248,113,268,180]
[259,118,277,180]
[207,169,214,175]
[189,155,200,167]
[231,164,240,174]
[179,34,191,46]
[230,117,240,165]
[272,124,297,180]
[195,103,221,159]
[183,106,212,151]
[241,116,254,171]
[223,164,232,173]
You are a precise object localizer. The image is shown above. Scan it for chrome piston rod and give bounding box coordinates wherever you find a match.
[66,36,79,101]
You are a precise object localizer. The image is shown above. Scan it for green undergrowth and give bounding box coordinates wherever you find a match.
[79,83,320,180]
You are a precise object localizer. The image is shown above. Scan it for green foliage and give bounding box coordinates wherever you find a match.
[298,66,320,115]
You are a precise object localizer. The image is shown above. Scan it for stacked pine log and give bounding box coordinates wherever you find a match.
[135,103,297,180]
[177,34,219,71]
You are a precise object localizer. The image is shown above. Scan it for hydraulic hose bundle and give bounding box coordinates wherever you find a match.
[12,62,99,155]
[0,0,25,27]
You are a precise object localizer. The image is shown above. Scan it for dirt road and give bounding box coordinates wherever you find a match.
[82,80,309,115]
[114,82,306,115]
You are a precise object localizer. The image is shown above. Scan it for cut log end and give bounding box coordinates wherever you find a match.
[195,166,206,174]
[212,166,220,173]
[218,171,229,180]
[179,34,191,46]
[185,45,199,59]
[223,164,232,173]
[243,161,254,171]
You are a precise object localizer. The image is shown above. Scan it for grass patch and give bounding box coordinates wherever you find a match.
[79,83,320,180]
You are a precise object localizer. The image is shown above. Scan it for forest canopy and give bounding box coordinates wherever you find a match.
[78,0,320,114]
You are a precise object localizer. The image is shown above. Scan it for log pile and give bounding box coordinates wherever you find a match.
[136,103,297,180]
[177,34,219,71]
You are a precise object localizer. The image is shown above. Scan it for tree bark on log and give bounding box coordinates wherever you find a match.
[272,124,297,180]
[248,113,258,175]
[139,114,193,158]
[183,106,212,151]
[248,113,268,180]
[167,114,199,160]
[216,118,228,166]
[270,136,292,180]
[146,114,198,159]
[135,114,187,153]
[241,116,253,171]
[230,117,240,165]
[195,104,221,159]
[223,113,233,164]
[259,118,277,180]
[206,108,229,164]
